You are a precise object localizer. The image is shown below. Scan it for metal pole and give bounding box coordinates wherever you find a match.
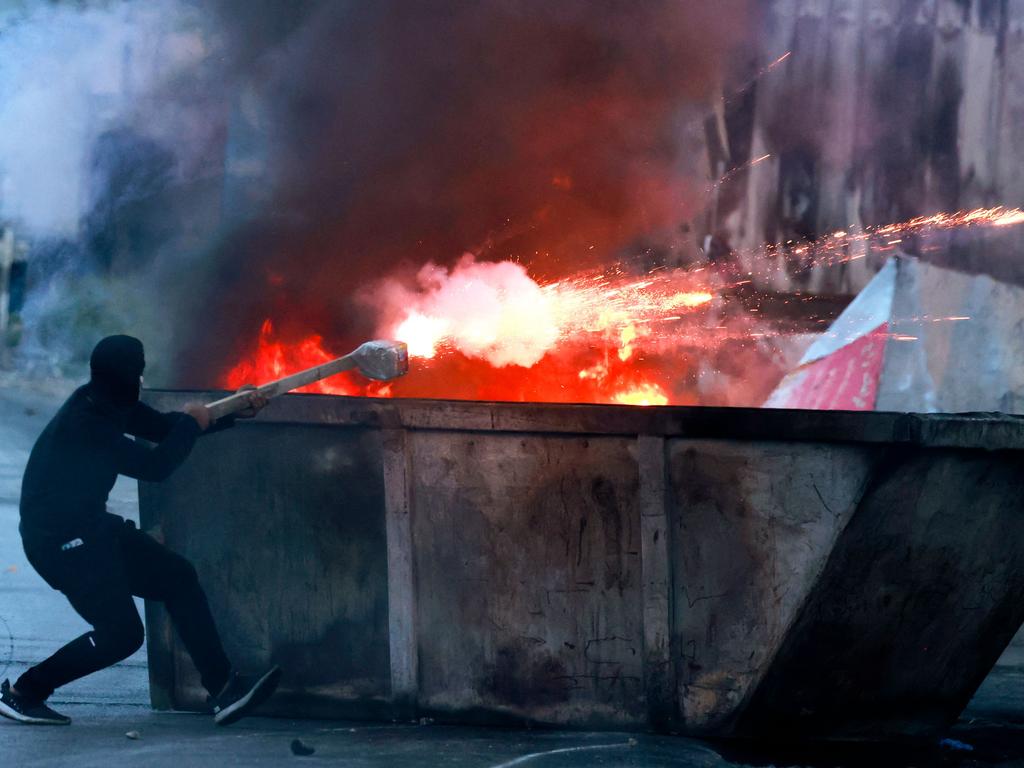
[0,226,13,338]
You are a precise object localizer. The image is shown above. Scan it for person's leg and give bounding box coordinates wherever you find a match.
[117,524,231,697]
[117,522,281,726]
[14,585,143,703]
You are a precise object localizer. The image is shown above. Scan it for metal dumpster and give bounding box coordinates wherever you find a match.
[138,392,1024,740]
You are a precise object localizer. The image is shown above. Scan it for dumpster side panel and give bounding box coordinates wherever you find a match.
[666,439,877,732]
[738,449,1024,740]
[140,422,391,718]
[408,431,646,727]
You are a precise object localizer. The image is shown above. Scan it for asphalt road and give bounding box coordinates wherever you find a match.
[2,378,1024,767]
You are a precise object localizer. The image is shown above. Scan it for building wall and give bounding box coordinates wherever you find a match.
[715,0,1024,295]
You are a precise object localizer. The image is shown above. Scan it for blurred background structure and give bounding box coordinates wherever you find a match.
[714,1,1024,294]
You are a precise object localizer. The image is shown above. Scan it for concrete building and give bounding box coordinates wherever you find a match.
[710,0,1024,296]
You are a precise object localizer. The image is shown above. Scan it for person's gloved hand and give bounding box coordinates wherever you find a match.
[183,403,212,431]
[234,385,268,419]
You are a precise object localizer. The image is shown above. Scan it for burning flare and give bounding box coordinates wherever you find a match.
[373,255,715,369]
[380,257,558,367]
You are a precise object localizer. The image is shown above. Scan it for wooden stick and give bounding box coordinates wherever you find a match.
[205,354,361,420]
[205,340,407,421]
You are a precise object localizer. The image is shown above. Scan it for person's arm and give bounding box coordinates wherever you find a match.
[127,387,264,442]
[125,402,177,442]
[199,386,266,434]
[111,414,202,482]
[127,403,234,440]
[203,413,237,436]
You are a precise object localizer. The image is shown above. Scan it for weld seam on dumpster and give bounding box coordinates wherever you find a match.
[637,435,674,728]
[382,428,417,714]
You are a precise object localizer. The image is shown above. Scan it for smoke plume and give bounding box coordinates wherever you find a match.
[2,1,752,387]
[1,1,223,376]
[0,2,207,234]
[173,0,752,385]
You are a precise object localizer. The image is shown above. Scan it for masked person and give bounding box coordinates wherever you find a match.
[0,335,280,726]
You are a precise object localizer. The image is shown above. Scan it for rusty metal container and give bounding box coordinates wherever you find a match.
[138,393,1024,740]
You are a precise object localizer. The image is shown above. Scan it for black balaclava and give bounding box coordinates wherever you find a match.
[89,335,145,408]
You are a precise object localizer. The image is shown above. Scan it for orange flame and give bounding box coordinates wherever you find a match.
[612,384,670,407]
[225,319,360,396]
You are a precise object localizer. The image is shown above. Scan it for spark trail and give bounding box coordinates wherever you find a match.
[756,206,1024,277]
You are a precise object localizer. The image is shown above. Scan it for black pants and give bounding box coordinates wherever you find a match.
[16,518,231,702]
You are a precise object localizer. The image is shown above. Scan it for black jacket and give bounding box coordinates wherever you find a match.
[19,385,229,545]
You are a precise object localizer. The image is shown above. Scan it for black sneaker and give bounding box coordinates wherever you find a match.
[0,680,71,725]
[212,666,282,726]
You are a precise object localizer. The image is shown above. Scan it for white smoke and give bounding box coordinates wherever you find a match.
[373,255,559,368]
[0,1,206,235]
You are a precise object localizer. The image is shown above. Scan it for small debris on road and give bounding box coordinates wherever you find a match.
[125,731,140,740]
[290,739,315,756]
[939,738,974,752]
